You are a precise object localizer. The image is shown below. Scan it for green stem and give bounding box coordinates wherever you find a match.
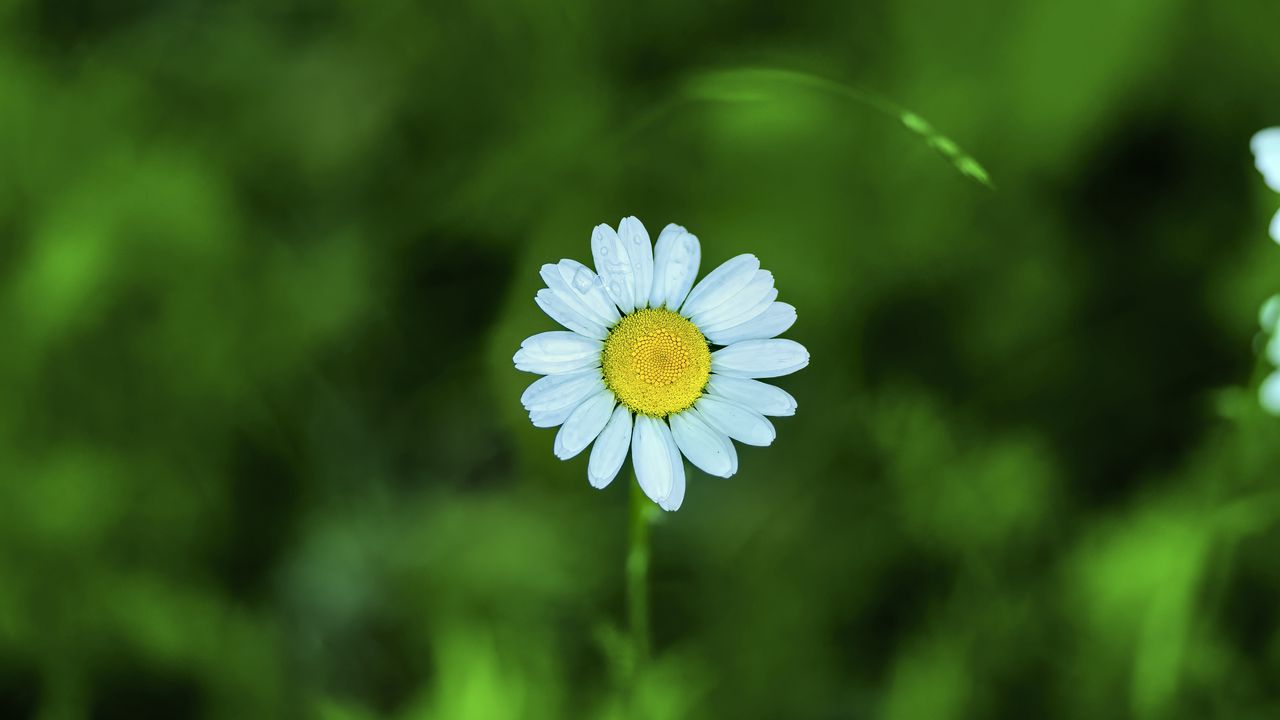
[627,476,651,670]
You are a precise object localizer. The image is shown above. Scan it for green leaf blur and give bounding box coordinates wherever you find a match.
[2,1,1279,718]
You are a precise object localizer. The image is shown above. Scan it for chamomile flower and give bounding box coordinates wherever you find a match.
[1251,127,1280,243]
[1259,294,1280,416]
[514,218,808,511]
[1253,129,1280,414]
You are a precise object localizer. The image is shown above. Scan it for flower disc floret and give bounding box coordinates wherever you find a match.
[601,308,710,417]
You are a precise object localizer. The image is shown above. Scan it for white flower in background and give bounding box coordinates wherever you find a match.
[1255,131,1280,415]
[1259,294,1280,334]
[514,218,808,511]
[1260,368,1280,417]
[1251,128,1280,243]
[1259,294,1280,416]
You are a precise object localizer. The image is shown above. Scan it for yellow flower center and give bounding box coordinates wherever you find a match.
[602,308,711,417]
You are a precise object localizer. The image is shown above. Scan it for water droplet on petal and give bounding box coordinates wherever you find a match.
[573,268,593,293]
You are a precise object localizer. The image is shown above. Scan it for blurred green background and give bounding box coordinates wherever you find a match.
[4,0,1280,718]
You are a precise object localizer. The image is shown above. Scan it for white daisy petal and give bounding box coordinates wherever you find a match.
[670,409,736,478]
[696,421,740,474]
[1259,295,1280,333]
[705,302,798,345]
[542,262,618,330]
[711,339,810,379]
[530,406,575,428]
[724,419,739,474]
[541,263,602,327]
[555,259,620,325]
[1265,174,1280,198]
[702,407,740,476]
[632,415,676,505]
[553,389,616,460]
[588,406,632,488]
[517,331,601,359]
[521,369,603,412]
[1252,128,1280,193]
[694,395,776,447]
[535,289,608,340]
[702,294,780,342]
[658,421,686,511]
[514,331,602,375]
[592,223,637,314]
[618,217,654,310]
[689,270,775,329]
[706,375,797,417]
[1271,208,1280,245]
[1251,128,1280,156]
[1267,332,1280,367]
[679,254,760,318]
[513,352,598,376]
[649,224,701,309]
[529,374,604,427]
[699,288,778,337]
[1261,370,1280,416]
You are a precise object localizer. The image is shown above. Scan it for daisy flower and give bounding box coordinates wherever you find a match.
[1259,295,1280,416]
[1252,127,1280,243]
[1254,129,1280,414]
[514,217,808,511]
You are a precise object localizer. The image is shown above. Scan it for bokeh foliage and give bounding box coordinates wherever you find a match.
[3,0,1280,718]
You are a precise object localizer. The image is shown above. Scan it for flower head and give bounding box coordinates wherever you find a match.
[1252,127,1280,243]
[1261,293,1280,416]
[1254,129,1280,415]
[515,218,808,510]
